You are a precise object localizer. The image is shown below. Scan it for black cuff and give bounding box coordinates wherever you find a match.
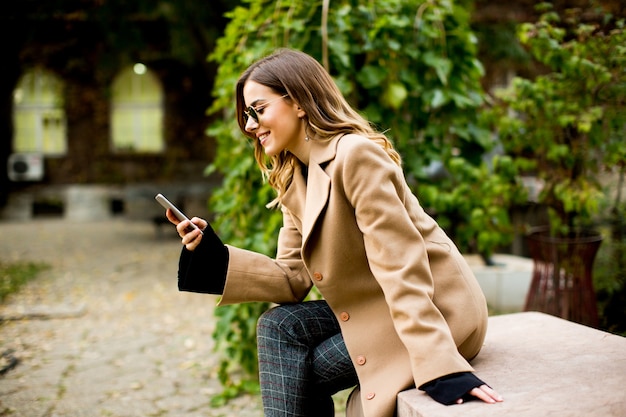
[419,372,485,405]
[177,223,228,294]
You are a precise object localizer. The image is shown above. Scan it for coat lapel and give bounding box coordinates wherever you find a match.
[302,160,330,246]
[282,135,342,248]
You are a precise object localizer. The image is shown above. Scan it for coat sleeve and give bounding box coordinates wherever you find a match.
[420,372,486,405]
[177,222,229,294]
[337,135,474,388]
[218,207,313,306]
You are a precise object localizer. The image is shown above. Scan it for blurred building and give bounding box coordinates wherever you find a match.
[0,1,234,221]
[1,0,623,222]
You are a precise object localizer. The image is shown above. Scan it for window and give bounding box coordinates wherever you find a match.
[111,64,164,153]
[13,68,67,155]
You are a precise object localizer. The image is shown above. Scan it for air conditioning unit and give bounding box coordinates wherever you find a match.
[8,153,45,182]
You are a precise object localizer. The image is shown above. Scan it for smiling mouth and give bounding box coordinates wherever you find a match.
[258,132,270,144]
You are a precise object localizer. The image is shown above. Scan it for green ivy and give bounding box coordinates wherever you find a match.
[205,0,518,401]
[486,4,626,235]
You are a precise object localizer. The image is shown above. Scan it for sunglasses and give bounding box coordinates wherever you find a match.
[244,94,288,123]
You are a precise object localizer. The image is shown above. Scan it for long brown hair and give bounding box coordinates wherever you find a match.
[236,48,401,206]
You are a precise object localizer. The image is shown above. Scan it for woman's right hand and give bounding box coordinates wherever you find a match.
[165,209,207,251]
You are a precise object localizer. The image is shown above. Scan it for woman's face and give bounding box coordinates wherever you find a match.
[242,81,306,157]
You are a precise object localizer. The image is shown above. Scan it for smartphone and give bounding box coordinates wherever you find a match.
[155,193,203,234]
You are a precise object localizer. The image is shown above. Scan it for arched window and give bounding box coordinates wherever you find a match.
[111,64,164,153]
[13,68,67,155]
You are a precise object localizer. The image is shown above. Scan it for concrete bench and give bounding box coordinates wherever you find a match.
[397,312,626,417]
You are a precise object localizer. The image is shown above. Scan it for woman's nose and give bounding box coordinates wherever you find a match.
[245,117,259,132]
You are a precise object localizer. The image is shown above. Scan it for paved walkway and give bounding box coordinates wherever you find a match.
[0,218,263,417]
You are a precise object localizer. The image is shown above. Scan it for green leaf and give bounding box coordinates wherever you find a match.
[356,65,387,89]
[382,82,408,110]
[430,89,447,108]
[423,52,452,85]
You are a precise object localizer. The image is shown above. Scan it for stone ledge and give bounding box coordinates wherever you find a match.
[397,312,626,417]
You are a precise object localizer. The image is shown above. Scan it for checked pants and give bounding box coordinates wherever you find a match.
[257,300,359,417]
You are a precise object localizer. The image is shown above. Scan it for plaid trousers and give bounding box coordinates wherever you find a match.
[257,300,359,417]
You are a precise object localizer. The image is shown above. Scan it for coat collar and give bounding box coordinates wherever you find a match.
[281,135,343,243]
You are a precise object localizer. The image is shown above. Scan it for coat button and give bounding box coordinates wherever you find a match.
[356,355,366,365]
[340,312,350,321]
[313,272,323,281]
[366,392,376,400]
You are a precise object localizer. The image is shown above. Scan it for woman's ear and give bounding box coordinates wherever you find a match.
[295,103,307,119]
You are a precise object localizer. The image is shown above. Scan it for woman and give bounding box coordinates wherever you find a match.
[167,48,503,417]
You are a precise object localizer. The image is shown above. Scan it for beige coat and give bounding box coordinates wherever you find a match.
[220,134,488,417]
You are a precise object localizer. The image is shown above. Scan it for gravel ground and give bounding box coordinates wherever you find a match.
[0,218,263,417]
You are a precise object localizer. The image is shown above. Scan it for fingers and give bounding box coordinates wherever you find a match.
[176,217,210,252]
[468,385,503,404]
[180,226,203,251]
[190,217,208,231]
[166,210,207,232]
[176,218,206,235]
[170,215,209,251]
[165,209,180,225]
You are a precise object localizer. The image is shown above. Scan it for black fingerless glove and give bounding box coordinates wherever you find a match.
[177,222,228,294]
[419,372,486,405]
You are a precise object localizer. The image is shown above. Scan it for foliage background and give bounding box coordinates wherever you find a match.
[482,4,626,334]
[485,5,626,234]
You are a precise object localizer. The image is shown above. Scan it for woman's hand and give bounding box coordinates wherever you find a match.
[165,209,207,251]
[457,384,503,404]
